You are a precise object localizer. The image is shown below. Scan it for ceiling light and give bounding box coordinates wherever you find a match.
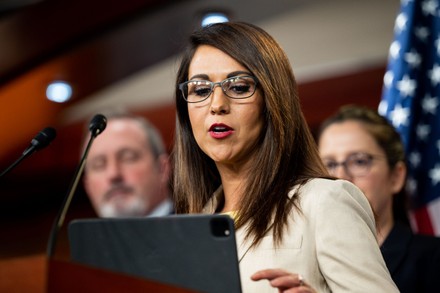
[201,12,229,27]
[46,81,72,103]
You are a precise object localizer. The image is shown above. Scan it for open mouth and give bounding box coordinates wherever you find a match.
[211,126,231,132]
[209,123,234,138]
[209,123,233,132]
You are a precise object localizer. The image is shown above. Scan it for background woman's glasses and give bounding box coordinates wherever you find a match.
[322,152,382,177]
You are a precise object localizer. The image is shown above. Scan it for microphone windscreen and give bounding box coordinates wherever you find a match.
[89,114,107,136]
[31,127,57,150]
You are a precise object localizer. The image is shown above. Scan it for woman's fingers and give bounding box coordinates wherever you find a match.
[251,269,304,287]
[251,268,290,281]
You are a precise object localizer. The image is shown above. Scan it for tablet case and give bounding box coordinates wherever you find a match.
[68,214,242,293]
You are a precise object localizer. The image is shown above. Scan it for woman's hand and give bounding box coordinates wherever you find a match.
[251,269,316,293]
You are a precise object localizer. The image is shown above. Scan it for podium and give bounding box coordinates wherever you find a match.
[0,255,197,292]
[47,259,197,293]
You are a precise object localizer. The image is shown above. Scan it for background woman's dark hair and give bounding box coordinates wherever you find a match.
[172,21,329,246]
[317,105,410,226]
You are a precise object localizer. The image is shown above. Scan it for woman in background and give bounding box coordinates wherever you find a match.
[172,22,398,292]
[318,105,440,293]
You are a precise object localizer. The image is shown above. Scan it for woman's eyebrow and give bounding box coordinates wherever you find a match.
[189,74,209,80]
[227,71,252,78]
[189,71,252,80]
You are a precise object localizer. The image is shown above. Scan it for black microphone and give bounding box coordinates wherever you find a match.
[47,114,107,258]
[0,127,57,178]
[89,114,107,137]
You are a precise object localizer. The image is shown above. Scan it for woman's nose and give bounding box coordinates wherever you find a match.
[210,86,230,114]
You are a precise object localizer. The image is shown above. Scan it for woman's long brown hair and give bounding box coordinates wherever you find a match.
[172,22,328,246]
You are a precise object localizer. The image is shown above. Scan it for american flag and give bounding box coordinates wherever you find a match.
[379,0,440,236]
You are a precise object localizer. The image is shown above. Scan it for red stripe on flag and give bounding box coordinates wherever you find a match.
[412,206,434,235]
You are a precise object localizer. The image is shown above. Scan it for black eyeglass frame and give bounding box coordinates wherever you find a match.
[178,75,259,103]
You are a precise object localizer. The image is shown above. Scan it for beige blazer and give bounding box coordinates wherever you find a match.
[203,178,399,293]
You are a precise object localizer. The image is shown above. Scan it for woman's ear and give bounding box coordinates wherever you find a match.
[391,161,407,194]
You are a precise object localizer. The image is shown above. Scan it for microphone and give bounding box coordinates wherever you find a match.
[47,114,107,258]
[0,127,57,178]
[89,114,107,137]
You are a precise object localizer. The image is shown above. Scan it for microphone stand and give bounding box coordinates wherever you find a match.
[0,127,56,179]
[0,147,34,178]
[46,134,95,258]
[47,115,106,258]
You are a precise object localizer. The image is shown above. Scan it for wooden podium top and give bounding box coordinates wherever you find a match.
[0,255,197,293]
[48,259,198,293]
[0,254,47,293]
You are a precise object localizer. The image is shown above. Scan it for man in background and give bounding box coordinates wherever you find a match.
[83,112,173,217]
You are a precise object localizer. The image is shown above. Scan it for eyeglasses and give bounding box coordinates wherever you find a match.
[178,75,258,103]
[322,152,382,177]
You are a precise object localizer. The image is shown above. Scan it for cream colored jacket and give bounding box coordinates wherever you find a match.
[203,178,399,293]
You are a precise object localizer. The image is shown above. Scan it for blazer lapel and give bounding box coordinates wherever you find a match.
[202,187,254,263]
[235,224,255,263]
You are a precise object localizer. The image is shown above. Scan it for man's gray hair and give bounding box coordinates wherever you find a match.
[87,109,167,158]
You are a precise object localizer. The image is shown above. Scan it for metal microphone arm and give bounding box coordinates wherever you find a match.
[0,153,30,178]
[47,115,106,258]
[0,127,56,179]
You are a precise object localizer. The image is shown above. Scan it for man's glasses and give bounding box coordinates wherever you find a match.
[322,152,382,177]
[178,75,258,103]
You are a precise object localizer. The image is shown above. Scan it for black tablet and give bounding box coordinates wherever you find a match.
[68,214,242,293]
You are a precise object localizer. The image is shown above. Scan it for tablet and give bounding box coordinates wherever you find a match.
[68,214,242,293]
